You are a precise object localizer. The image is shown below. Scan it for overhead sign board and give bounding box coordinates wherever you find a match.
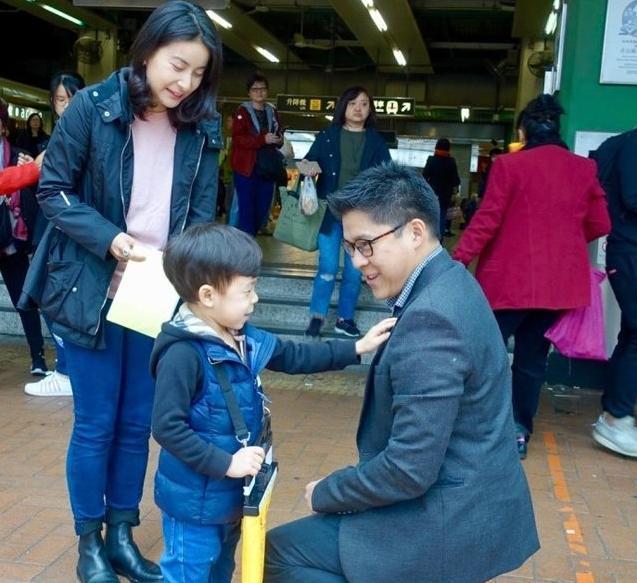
[276,95,415,117]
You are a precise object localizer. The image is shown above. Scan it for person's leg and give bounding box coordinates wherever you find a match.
[602,252,637,418]
[337,249,362,322]
[234,171,258,236]
[438,202,448,240]
[0,252,46,372]
[209,521,241,583]
[227,187,240,227]
[510,310,558,436]
[64,321,124,534]
[309,225,341,322]
[104,328,161,580]
[160,513,228,583]
[255,176,275,232]
[265,514,345,583]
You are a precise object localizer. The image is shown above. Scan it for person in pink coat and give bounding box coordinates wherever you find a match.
[453,94,610,459]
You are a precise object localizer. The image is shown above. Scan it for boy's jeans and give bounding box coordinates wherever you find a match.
[160,513,241,583]
[309,220,362,321]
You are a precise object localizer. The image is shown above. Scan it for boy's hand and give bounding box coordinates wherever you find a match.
[226,446,265,478]
[355,318,397,355]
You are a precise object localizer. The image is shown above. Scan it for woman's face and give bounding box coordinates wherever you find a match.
[145,39,210,112]
[29,115,41,131]
[344,92,371,127]
[53,85,73,117]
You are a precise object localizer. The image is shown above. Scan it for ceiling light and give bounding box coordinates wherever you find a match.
[206,10,232,30]
[393,49,407,66]
[545,11,558,35]
[41,4,84,26]
[460,107,470,122]
[369,8,387,32]
[359,0,374,7]
[325,115,334,121]
[553,0,560,10]
[255,46,280,63]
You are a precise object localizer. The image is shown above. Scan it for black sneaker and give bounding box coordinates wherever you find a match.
[30,353,49,377]
[305,317,323,339]
[334,318,361,338]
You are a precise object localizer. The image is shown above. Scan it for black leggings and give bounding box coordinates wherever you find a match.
[0,250,44,360]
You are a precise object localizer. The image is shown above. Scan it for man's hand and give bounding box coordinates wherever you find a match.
[109,233,146,262]
[355,318,397,355]
[17,153,33,166]
[226,446,265,478]
[305,479,323,512]
[34,151,45,170]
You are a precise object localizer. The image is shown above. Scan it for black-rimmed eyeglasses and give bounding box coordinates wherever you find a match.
[342,224,404,258]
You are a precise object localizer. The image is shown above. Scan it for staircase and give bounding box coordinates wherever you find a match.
[0,263,390,364]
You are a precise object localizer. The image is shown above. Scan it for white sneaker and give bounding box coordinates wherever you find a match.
[592,413,637,457]
[24,371,73,397]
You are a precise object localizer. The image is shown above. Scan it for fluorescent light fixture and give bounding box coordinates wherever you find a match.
[545,11,558,35]
[460,107,470,122]
[41,4,84,26]
[359,0,374,6]
[206,10,232,29]
[393,49,407,66]
[325,115,334,121]
[255,46,280,63]
[553,0,560,10]
[369,8,387,32]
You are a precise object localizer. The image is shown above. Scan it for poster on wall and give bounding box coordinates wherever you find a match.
[600,0,637,84]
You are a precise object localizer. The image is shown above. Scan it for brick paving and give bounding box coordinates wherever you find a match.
[2,341,637,582]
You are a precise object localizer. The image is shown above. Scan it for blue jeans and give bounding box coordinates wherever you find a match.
[309,220,361,321]
[64,320,156,535]
[160,513,241,583]
[234,171,275,236]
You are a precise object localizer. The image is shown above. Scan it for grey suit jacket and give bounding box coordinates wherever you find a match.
[312,250,539,583]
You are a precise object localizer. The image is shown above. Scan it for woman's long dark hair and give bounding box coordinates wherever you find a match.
[128,0,222,128]
[50,71,85,119]
[517,93,568,150]
[26,113,47,138]
[332,86,377,128]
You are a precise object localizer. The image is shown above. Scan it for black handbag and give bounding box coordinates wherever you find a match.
[255,147,288,186]
[0,200,14,248]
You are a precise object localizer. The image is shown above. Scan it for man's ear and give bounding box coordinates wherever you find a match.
[198,284,219,308]
[407,218,429,248]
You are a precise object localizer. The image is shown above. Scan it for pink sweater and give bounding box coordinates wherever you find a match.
[109,111,176,296]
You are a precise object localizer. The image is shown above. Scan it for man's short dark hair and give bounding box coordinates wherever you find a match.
[163,223,262,302]
[246,71,269,91]
[328,161,441,239]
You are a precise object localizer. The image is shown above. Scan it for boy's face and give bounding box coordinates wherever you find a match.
[200,275,259,331]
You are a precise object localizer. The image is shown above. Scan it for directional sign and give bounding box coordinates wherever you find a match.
[276,94,415,117]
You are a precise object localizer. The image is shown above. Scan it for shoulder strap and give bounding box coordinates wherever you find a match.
[212,360,251,446]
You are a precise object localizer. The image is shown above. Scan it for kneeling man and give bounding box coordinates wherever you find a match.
[265,161,539,583]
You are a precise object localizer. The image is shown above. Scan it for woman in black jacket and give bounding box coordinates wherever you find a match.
[302,86,391,339]
[24,3,223,581]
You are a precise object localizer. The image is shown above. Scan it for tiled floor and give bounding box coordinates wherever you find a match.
[2,341,637,582]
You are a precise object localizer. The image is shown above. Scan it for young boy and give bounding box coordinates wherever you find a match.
[150,223,395,582]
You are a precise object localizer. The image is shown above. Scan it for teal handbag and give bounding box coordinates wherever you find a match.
[273,186,327,252]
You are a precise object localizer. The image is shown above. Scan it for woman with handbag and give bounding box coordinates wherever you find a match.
[453,94,611,459]
[231,72,284,236]
[302,86,391,339]
[0,100,48,376]
[22,2,223,581]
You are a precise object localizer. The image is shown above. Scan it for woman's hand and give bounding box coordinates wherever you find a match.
[297,159,321,177]
[34,151,45,170]
[355,317,397,355]
[109,233,146,262]
[265,132,282,145]
[226,446,265,478]
[17,153,33,166]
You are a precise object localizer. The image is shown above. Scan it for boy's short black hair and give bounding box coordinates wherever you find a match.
[163,223,262,302]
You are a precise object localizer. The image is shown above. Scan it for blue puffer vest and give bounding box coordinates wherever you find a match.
[154,325,277,525]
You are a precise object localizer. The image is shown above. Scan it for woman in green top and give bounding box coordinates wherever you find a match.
[301,86,391,338]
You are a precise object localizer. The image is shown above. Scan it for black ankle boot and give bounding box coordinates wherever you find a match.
[105,522,163,582]
[77,530,119,583]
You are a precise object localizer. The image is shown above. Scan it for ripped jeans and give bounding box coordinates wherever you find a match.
[309,219,362,321]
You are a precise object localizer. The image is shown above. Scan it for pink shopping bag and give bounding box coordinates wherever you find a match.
[544,268,608,361]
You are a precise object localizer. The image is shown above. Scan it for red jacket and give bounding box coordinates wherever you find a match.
[230,104,281,177]
[453,145,611,310]
[0,162,39,195]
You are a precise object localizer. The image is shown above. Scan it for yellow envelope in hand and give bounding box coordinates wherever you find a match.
[107,248,179,338]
